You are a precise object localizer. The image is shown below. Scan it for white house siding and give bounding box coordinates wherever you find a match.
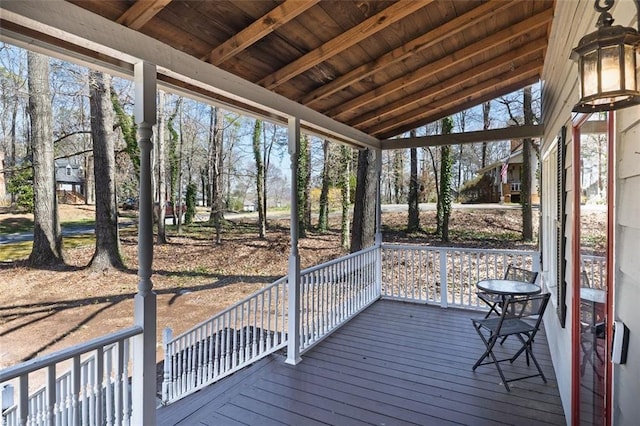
[542,1,640,424]
[614,105,640,425]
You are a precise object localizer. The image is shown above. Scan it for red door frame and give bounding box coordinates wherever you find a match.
[571,113,614,426]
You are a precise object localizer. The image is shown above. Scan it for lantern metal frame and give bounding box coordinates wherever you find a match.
[571,0,640,112]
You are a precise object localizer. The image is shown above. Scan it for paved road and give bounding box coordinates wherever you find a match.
[0,203,528,245]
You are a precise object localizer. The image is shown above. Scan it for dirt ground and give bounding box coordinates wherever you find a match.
[2,204,603,377]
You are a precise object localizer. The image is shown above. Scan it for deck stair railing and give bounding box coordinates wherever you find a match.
[380,244,540,309]
[162,276,288,404]
[0,326,141,426]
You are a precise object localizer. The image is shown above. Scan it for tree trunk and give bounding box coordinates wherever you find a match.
[156,90,168,243]
[208,106,224,243]
[481,101,491,168]
[253,119,266,238]
[393,150,403,204]
[297,135,309,238]
[350,148,377,252]
[439,117,454,242]
[522,86,533,241]
[88,70,124,270]
[340,145,351,249]
[407,131,419,232]
[304,136,312,230]
[27,51,64,267]
[318,139,331,233]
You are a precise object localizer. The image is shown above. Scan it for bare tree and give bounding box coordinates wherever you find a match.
[27,51,64,267]
[208,106,224,244]
[481,101,491,168]
[318,139,331,233]
[340,144,351,249]
[407,131,419,232]
[88,70,124,270]
[252,118,266,238]
[156,90,168,243]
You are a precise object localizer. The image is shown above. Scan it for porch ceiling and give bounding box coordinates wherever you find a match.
[0,0,554,147]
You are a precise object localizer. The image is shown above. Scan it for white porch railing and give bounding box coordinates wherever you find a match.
[380,244,540,309]
[582,255,606,289]
[299,246,379,353]
[0,326,141,426]
[162,277,288,404]
[162,246,380,404]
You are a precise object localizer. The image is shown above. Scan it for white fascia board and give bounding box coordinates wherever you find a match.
[0,0,379,149]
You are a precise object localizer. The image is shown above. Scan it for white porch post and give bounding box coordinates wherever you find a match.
[132,61,157,425]
[374,148,383,297]
[286,116,302,365]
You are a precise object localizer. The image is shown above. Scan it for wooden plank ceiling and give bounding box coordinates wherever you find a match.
[67,0,554,141]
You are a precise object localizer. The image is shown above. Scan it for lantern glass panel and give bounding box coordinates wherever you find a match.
[601,45,621,94]
[624,45,636,90]
[583,50,599,98]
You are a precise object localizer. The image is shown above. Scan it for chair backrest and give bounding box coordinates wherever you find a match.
[500,293,550,331]
[504,264,538,284]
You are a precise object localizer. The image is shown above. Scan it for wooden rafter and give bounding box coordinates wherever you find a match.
[327,8,554,120]
[116,0,172,30]
[206,0,320,66]
[258,0,432,90]
[350,37,548,129]
[299,0,516,107]
[372,66,542,138]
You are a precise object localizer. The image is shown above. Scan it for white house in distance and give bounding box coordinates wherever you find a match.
[0,1,639,425]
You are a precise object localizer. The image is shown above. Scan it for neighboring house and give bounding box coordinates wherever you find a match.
[476,142,540,205]
[242,200,256,212]
[54,159,85,202]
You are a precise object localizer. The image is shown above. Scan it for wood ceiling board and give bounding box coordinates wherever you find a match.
[298,0,517,107]
[372,66,543,138]
[207,0,320,66]
[350,38,548,129]
[366,60,543,136]
[258,0,431,89]
[67,0,128,21]
[326,7,553,121]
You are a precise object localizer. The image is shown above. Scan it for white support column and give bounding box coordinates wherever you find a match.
[286,116,302,366]
[374,148,383,297]
[132,61,157,426]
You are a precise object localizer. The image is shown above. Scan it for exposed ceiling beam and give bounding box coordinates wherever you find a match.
[116,0,172,30]
[327,8,554,120]
[368,62,542,136]
[1,0,379,149]
[380,124,543,150]
[350,37,547,129]
[299,0,516,107]
[205,0,320,66]
[258,0,432,90]
[379,75,541,139]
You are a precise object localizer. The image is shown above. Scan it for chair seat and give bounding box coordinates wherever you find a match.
[474,317,537,337]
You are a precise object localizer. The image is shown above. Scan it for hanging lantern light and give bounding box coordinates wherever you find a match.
[571,0,640,112]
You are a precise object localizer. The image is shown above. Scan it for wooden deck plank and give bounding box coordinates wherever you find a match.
[158,300,566,425]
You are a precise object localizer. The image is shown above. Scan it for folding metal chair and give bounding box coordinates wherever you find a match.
[471,292,550,391]
[477,264,539,318]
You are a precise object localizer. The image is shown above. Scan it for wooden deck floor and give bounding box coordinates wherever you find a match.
[157,300,566,425]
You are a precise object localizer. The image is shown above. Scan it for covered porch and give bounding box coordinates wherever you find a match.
[158,300,564,426]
